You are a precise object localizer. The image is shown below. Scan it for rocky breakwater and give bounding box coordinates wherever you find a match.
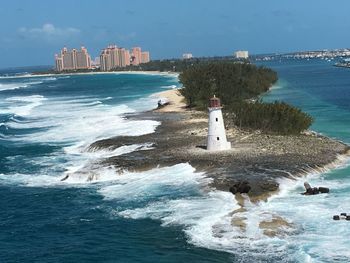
[89,89,350,202]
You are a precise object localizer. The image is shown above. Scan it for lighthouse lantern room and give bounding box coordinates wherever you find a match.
[206,96,231,151]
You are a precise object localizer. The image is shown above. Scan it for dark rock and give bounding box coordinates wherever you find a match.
[341,213,347,217]
[333,215,340,220]
[312,187,320,194]
[319,187,330,193]
[229,181,251,194]
[304,182,312,191]
[303,182,328,195]
[229,186,238,194]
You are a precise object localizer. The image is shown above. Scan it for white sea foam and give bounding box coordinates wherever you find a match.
[0,142,156,187]
[0,95,46,116]
[95,163,249,253]
[161,84,178,89]
[0,90,162,187]
[224,159,350,261]
[94,156,350,262]
[119,190,239,247]
[0,82,41,91]
[99,163,211,200]
[4,95,159,143]
[0,172,61,187]
[0,77,57,91]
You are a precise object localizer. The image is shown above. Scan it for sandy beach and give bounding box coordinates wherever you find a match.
[153,88,187,112]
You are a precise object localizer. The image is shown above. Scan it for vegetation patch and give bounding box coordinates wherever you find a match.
[178,62,313,134]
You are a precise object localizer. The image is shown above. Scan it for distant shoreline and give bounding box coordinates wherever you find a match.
[334,63,350,69]
[0,70,179,79]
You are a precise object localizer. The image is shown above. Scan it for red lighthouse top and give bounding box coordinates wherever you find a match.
[209,95,221,108]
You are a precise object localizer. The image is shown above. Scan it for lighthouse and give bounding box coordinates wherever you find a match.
[206,96,231,151]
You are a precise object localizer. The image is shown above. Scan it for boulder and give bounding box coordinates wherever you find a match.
[302,182,329,195]
[319,187,330,193]
[229,181,251,194]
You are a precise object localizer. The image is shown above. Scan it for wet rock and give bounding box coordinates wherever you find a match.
[319,187,330,193]
[259,216,292,237]
[229,181,251,194]
[302,182,330,195]
[89,109,349,200]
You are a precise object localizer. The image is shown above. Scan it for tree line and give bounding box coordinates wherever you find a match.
[178,62,313,135]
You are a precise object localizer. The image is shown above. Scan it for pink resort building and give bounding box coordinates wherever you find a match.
[141,51,150,64]
[100,45,150,71]
[55,46,92,72]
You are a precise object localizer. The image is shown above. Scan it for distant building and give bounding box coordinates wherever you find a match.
[93,57,100,66]
[99,45,133,71]
[55,46,92,72]
[234,50,249,59]
[91,57,100,69]
[125,50,131,66]
[131,47,142,65]
[182,53,193,59]
[75,47,91,69]
[98,45,150,71]
[141,51,150,64]
[100,49,110,71]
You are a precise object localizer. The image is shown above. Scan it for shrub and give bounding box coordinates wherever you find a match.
[226,101,313,135]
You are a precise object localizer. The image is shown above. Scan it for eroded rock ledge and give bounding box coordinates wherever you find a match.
[90,109,350,201]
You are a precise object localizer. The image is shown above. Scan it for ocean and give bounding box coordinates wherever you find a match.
[0,60,349,262]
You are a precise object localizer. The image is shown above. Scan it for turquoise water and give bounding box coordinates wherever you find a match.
[256,59,350,262]
[261,59,350,141]
[1,61,350,262]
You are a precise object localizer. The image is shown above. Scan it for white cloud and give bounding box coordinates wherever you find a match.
[18,23,80,41]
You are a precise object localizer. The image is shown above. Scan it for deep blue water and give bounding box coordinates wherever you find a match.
[0,72,235,262]
[1,61,350,262]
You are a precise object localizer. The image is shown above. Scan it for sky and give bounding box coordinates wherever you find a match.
[1,0,350,68]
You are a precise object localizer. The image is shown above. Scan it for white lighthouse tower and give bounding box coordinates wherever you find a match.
[207,96,231,151]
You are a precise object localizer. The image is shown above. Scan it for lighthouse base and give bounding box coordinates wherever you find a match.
[206,137,231,151]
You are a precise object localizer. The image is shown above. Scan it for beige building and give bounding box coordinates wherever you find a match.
[234,50,249,59]
[76,47,91,69]
[55,46,91,71]
[131,47,142,65]
[182,53,193,59]
[141,51,150,64]
[99,45,132,71]
[100,48,112,71]
[100,45,150,71]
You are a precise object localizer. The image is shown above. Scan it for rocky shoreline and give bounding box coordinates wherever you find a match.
[89,90,350,202]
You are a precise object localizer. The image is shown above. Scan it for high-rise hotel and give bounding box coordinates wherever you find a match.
[100,45,131,71]
[55,46,92,72]
[100,45,150,71]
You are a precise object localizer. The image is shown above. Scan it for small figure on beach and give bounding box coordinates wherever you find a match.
[157,99,169,109]
[302,182,329,195]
